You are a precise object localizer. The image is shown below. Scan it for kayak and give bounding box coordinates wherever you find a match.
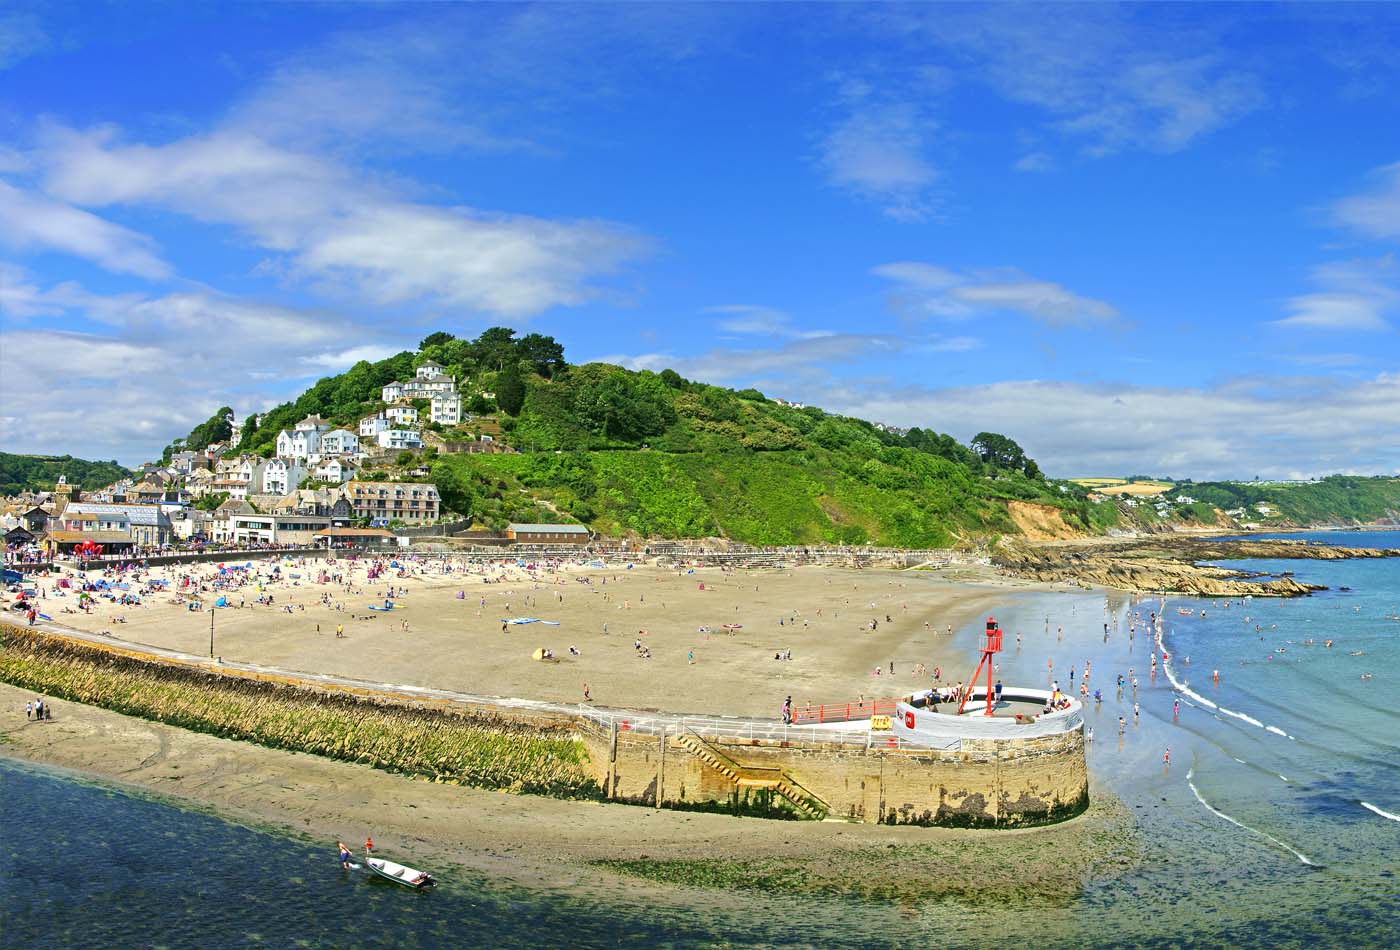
[365,854,436,890]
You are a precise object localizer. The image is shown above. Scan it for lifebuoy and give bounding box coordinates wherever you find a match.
[904,711,915,729]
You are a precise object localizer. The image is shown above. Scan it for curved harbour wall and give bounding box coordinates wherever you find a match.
[576,717,1087,827]
[0,623,1087,827]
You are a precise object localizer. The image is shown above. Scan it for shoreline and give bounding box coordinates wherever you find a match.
[0,679,1134,906]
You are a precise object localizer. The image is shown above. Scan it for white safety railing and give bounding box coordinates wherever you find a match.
[575,706,961,751]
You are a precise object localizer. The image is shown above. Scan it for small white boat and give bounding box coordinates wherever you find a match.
[365,852,437,889]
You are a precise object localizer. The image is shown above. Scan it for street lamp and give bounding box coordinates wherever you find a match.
[209,607,216,660]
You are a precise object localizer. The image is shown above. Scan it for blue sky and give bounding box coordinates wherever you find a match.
[1,2,1397,478]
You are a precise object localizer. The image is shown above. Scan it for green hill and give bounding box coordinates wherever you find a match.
[0,453,132,496]
[213,327,1117,545]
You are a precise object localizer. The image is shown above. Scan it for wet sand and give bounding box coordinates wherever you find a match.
[0,681,1132,905]
[35,557,1038,717]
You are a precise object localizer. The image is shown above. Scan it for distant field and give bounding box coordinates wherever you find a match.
[1071,478,1174,497]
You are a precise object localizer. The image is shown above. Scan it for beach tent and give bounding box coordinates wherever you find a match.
[214,596,228,607]
[501,617,560,626]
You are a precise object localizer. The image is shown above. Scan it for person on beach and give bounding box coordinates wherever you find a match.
[582,682,591,702]
[365,837,374,854]
[781,696,792,724]
[25,701,32,721]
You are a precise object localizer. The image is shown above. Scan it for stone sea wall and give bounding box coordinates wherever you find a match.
[1,623,1088,827]
[576,720,1088,828]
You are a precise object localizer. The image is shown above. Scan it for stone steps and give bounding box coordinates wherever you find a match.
[676,733,828,819]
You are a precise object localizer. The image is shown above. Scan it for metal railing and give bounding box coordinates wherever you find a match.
[575,706,959,751]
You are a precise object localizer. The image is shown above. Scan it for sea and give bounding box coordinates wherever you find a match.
[3,528,1398,948]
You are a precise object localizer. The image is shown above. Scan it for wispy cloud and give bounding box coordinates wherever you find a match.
[35,124,647,316]
[0,180,170,279]
[1332,162,1400,241]
[1275,256,1397,332]
[818,93,938,221]
[874,262,1118,327]
[705,304,832,340]
[0,10,47,70]
[0,275,413,462]
[877,5,1263,156]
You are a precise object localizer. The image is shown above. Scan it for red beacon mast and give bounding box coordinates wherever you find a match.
[957,617,1003,717]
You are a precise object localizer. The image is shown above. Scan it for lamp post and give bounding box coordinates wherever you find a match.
[209,607,216,660]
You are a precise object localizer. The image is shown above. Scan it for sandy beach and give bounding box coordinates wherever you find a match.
[29,555,1039,718]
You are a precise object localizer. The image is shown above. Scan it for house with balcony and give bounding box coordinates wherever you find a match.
[345,480,440,523]
[262,458,306,496]
[430,391,462,425]
[319,428,359,456]
[385,402,418,426]
[376,429,423,451]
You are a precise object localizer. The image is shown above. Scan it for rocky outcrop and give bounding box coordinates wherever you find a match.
[994,536,1400,598]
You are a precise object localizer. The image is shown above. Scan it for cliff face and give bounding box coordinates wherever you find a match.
[993,537,1400,598]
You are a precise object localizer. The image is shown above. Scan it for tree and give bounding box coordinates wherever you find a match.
[659,368,686,390]
[971,432,1027,471]
[496,363,526,415]
[432,460,476,518]
[516,332,567,378]
[194,492,229,511]
[237,414,259,450]
[420,331,455,350]
[475,327,518,371]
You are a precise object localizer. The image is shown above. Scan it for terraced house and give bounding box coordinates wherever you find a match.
[344,481,440,523]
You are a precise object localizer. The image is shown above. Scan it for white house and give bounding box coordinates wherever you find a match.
[234,457,268,495]
[416,360,444,379]
[262,458,306,495]
[319,428,359,456]
[359,413,388,437]
[386,403,419,426]
[275,415,333,460]
[377,429,423,451]
[430,391,462,425]
[381,381,405,403]
[314,458,357,484]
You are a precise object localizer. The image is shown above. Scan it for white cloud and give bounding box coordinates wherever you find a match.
[36,124,647,315]
[1276,256,1397,331]
[818,99,938,221]
[0,277,414,463]
[820,373,1400,480]
[0,262,59,318]
[1332,162,1400,241]
[298,345,401,371]
[1014,152,1054,173]
[879,6,1263,155]
[0,11,47,70]
[705,304,832,340]
[874,262,1119,327]
[605,334,902,384]
[0,180,170,279]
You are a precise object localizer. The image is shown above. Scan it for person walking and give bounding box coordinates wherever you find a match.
[25,701,32,721]
[781,696,793,725]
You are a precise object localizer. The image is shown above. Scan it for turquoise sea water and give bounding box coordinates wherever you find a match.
[3,531,1398,947]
